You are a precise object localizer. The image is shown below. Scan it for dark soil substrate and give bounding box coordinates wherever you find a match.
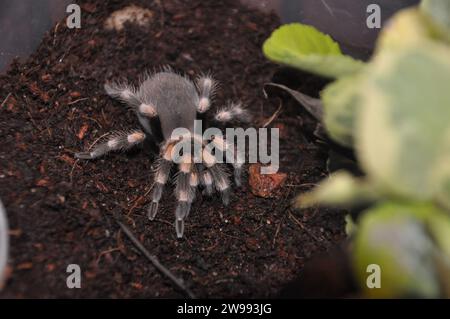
[0,0,345,298]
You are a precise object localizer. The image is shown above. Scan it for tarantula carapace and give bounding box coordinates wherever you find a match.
[75,68,250,238]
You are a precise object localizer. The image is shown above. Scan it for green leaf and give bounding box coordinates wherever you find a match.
[357,42,450,209]
[427,211,450,257]
[296,171,380,208]
[263,23,364,78]
[376,8,434,51]
[421,0,450,42]
[320,74,361,147]
[353,202,442,298]
[345,214,357,237]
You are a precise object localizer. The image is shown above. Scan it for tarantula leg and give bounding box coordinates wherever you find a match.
[175,218,185,239]
[175,202,191,238]
[203,145,231,206]
[174,161,196,238]
[231,156,244,187]
[200,170,213,195]
[148,158,172,220]
[208,164,231,206]
[196,74,217,113]
[210,136,244,187]
[104,81,141,109]
[105,81,158,138]
[198,147,216,197]
[148,141,179,219]
[214,102,251,124]
[75,130,145,160]
[232,146,245,187]
[105,82,158,117]
[137,103,157,118]
[186,168,199,219]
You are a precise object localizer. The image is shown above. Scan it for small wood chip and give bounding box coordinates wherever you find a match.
[248,163,287,198]
[70,91,82,98]
[36,178,51,187]
[17,262,33,270]
[77,124,89,140]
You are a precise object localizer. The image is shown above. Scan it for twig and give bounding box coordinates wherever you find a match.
[95,247,121,265]
[68,97,88,105]
[82,115,103,129]
[53,22,61,46]
[288,212,324,243]
[272,218,283,248]
[126,183,154,216]
[155,0,165,28]
[126,197,143,216]
[69,132,110,183]
[153,218,173,227]
[1,93,11,109]
[117,221,196,298]
[23,96,40,131]
[69,159,80,184]
[262,100,283,128]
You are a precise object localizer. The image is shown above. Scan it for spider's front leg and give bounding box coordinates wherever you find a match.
[209,135,245,187]
[214,102,251,124]
[75,130,146,159]
[202,147,232,206]
[208,165,231,206]
[199,164,214,196]
[196,74,217,114]
[104,82,140,109]
[105,80,159,137]
[147,143,174,220]
[174,160,197,238]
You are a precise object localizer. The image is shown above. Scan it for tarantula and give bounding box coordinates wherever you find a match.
[75,68,249,238]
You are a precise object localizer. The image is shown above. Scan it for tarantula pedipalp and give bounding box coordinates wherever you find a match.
[75,68,250,238]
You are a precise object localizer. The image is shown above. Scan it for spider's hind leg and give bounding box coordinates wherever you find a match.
[75,130,146,160]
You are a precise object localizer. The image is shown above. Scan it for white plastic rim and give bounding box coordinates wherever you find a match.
[0,199,8,288]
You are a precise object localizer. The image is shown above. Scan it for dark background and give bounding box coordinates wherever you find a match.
[0,0,421,73]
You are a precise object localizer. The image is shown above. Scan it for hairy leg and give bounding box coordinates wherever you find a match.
[214,102,251,124]
[210,135,244,187]
[147,141,177,220]
[174,160,196,238]
[105,81,158,122]
[196,74,217,114]
[75,130,146,159]
[198,164,214,196]
[147,158,172,220]
[207,164,231,206]
[201,145,231,205]
[104,81,141,108]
